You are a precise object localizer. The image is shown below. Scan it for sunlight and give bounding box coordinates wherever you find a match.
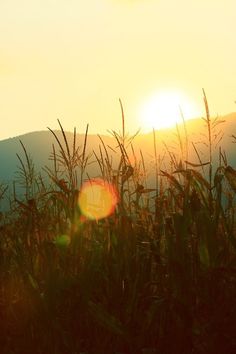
[139,90,200,131]
[78,178,119,220]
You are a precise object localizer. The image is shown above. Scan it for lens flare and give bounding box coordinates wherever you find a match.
[53,234,70,248]
[78,178,119,220]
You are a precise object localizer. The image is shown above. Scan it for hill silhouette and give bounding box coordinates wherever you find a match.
[0,113,236,209]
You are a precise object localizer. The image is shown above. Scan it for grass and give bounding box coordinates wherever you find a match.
[0,93,236,354]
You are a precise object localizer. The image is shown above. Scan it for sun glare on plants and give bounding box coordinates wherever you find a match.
[78,179,119,220]
[139,91,200,131]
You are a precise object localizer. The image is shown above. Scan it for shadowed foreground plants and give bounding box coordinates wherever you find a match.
[0,100,236,354]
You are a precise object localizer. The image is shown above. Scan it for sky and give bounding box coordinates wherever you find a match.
[0,0,236,139]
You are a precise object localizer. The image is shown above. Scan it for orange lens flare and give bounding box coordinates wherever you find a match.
[78,179,118,220]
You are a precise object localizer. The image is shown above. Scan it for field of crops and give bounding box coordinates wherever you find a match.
[0,96,236,354]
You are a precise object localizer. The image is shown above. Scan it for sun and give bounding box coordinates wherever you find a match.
[139,90,200,131]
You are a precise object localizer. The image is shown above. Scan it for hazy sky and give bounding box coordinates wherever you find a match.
[0,0,235,139]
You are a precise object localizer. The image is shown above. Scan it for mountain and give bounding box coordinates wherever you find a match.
[135,112,236,165]
[0,130,114,185]
[0,113,236,209]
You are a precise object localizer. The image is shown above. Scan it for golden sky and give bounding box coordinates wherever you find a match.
[0,0,235,139]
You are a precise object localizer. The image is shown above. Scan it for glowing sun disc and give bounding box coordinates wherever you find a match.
[139,91,199,131]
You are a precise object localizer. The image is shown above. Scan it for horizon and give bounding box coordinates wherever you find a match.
[1,111,236,143]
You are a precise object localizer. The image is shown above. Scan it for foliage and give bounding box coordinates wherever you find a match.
[0,95,236,354]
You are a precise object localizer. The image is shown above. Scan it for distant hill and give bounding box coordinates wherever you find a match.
[0,113,236,208]
[135,112,236,166]
[0,130,115,185]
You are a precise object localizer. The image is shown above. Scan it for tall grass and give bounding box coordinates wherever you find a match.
[0,95,236,354]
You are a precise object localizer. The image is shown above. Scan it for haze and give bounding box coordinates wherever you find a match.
[0,0,235,140]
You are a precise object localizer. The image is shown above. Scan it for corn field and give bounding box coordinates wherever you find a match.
[0,94,236,354]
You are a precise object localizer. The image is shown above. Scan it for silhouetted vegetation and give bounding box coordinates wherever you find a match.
[0,94,236,354]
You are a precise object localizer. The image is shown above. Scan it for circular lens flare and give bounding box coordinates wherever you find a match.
[78,179,118,220]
